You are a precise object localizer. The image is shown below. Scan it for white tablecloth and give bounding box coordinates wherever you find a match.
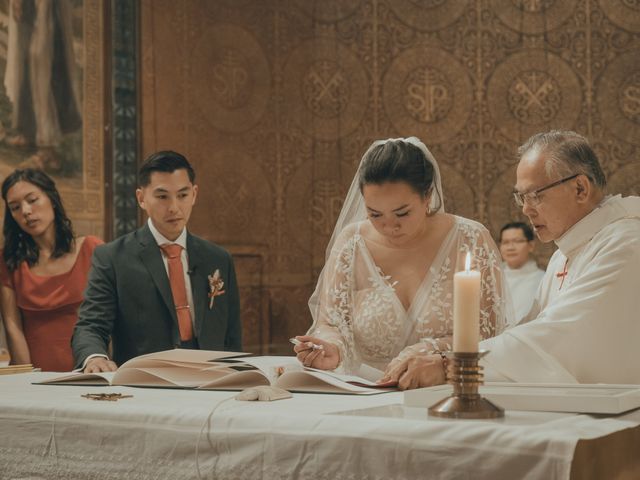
[1,372,639,480]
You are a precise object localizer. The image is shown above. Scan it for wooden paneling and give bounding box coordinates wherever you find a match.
[140,0,640,352]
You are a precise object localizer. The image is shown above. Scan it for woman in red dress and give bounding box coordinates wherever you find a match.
[0,169,102,371]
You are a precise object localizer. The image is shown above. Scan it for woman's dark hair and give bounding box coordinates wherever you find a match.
[1,169,75,272]
[500,221,534,242]
[138,150,195,187]
[358,140,442,213]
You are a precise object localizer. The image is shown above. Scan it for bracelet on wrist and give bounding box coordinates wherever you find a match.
[431,349,449,380]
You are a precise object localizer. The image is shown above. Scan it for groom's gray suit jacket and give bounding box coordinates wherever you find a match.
[71,224,242,368]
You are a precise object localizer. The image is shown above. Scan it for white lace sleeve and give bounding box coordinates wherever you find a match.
[307,224,359,371]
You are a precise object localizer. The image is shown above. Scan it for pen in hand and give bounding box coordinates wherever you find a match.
[289,337,324,351]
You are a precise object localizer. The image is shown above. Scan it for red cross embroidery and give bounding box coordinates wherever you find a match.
[556,259,569,290]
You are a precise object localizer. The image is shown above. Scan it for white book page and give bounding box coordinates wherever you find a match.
[198,370,271,389]
[304,367,395,388]
[275,370,388,395]
[235,356,303,384]
[118,358,218,370]
[355,364,386,383]
[112,366,237,388]
[120,348,249,369]
[37,371,115,385]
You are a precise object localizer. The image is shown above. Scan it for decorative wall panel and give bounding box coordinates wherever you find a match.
[140,0,640,353]
[112,0,140,238]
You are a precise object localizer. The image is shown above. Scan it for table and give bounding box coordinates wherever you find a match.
[1,372,639,479]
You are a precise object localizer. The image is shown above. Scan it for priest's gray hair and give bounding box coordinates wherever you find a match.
[518,130,607,190]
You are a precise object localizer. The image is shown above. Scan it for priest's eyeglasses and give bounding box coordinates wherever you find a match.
[513,174,580,207]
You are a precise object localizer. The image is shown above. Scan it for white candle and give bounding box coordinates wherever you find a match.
[453,252,481,352]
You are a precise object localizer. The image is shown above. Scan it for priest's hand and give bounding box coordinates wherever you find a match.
[379,353,446,391]
[293,335,340,370]
[84,357,118,373]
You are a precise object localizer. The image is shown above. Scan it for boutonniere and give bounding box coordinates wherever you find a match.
[208,269,226,309]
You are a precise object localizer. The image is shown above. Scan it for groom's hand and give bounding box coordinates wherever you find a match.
[84,357,118,373]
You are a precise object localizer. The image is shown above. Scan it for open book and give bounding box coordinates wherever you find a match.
[36,349,396,395]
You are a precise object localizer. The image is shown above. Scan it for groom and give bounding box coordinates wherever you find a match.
[72,151,242,372]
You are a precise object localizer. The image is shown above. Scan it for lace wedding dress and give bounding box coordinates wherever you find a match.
[307,138,509,374]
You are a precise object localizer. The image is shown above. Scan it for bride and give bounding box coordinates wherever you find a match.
[293,137,509,386]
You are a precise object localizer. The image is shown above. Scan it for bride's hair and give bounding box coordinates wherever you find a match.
[357,139,442,213]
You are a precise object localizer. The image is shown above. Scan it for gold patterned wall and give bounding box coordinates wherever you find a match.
[140,0,640,352]
[69,1,108,238]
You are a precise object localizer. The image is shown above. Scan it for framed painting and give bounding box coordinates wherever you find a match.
[0,0,108,238]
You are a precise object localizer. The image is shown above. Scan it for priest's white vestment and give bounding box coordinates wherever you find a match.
[482,195,640,384]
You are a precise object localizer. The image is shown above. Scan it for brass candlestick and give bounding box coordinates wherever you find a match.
[428,350,504,419]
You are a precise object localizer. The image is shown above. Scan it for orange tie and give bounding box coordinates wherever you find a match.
[159,244,193,341]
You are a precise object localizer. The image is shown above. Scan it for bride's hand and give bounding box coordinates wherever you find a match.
[384,343,427,373]
[293,335,340,370]
[380,353,446,390]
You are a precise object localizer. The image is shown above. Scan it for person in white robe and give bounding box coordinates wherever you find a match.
[291,137,509,389]
[384,130,640,387]
[499,222,544,324]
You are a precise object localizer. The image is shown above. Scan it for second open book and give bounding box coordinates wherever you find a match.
[37,349,396,395]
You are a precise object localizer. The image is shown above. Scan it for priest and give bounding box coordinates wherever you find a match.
[382,130,640,389]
